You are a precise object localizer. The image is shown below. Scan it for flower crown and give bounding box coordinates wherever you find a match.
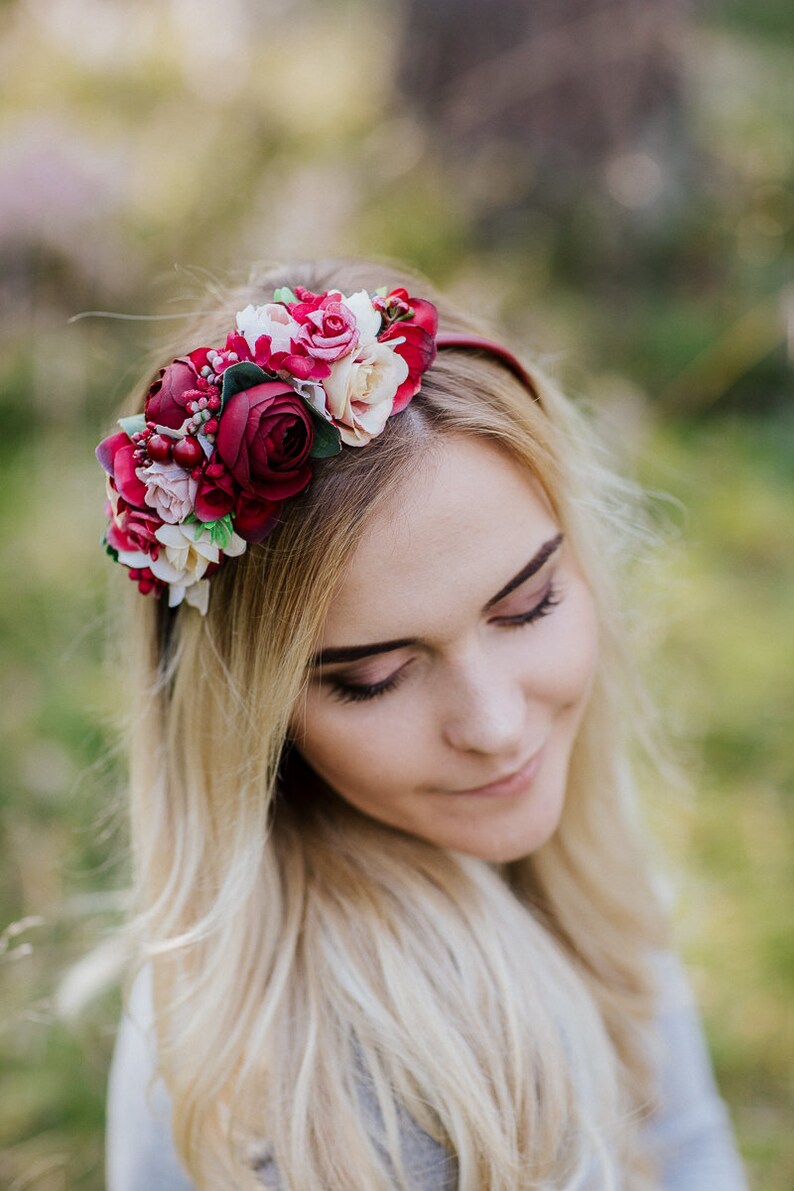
[96,284,538,615]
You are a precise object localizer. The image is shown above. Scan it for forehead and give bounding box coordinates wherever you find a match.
[322,435,559,644]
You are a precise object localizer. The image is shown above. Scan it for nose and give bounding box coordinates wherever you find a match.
[439,643,527,758]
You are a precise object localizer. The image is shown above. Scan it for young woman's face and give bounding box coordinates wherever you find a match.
[289,435,599,863]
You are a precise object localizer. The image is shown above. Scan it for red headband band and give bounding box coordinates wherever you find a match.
[436,332,542,404]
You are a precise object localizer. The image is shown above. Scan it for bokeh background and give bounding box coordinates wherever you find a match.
[0,0,791,1187]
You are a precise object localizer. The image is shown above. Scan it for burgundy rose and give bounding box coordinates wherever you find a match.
[295,297,359,363]
[194,460,238,523]
[145,354,214,430]
[379,294,438,414]
[96,431,148,508]
[233,491,285,544]
[215,381,315,503]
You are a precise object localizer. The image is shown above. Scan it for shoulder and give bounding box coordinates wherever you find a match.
[643,949,749,1190]
[106,965,196,1191]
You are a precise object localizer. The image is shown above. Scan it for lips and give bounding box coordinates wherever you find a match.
[445,746,545,797]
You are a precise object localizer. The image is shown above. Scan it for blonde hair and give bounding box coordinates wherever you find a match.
[117,259,671,1189]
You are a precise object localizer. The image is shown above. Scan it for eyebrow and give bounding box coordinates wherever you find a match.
[309,532,564,668]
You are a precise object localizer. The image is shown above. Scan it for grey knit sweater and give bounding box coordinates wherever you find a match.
[106,951,748,1190]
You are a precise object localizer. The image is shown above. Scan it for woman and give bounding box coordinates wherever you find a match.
[100,259,748,1189]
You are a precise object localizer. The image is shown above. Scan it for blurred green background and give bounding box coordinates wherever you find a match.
[0,1,791,1187]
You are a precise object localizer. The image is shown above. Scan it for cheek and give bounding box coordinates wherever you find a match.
[290,697,417,802]
[534,581,599,709]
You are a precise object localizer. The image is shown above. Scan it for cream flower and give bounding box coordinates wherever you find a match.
[137,461,198,524]
[236,303,301,357]
[148,521,246,607]
[323,340,409,446]
[340,289,381,346]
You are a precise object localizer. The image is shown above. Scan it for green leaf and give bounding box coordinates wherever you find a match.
[273,286,297,305]
[220,362,271,410]
[118,413,146,440]
[308,411,342,458]
[186,514,234,548]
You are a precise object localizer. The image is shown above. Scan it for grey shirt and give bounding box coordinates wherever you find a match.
[105,951,748,1190]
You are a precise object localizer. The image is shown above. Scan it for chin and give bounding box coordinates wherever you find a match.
[436,788,567,864]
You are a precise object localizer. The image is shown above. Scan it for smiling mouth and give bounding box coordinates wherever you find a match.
[445,747,545,797]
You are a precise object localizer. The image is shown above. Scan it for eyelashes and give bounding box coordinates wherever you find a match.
[495,584,562,629]
[329,583,563,706]
[331,664,412,705]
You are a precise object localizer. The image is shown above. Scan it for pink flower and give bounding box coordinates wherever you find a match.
[136,461,198,523]
[295,296,359,362]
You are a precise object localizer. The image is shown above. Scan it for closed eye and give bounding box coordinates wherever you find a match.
[328,664,413,705]
[492,583,562,627]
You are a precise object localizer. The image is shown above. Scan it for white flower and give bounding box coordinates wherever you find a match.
[148,521,247,607]
[137,462,198,524]
[236,303,301,357]
[288,376,334,420]
[323,340,409,446]
[340,289,381,347]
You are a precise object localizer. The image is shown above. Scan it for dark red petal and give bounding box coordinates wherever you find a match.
[215,391,252,485]
[233,494,285,543]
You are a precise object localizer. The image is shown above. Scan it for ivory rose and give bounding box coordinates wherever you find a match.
[340,290,381,346]
[136,461,198,524]
[324,341,409,446]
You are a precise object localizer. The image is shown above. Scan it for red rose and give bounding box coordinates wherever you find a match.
[107,500,161,555]
[145,355,212,430]
[194,460,238,523]
[379,295,438,414]
[96,431,148,508]
[215,381,315,502]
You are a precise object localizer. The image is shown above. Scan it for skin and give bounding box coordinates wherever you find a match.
[289,434,599,863]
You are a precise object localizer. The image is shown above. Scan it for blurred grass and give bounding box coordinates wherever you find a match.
[0,0,791,1188]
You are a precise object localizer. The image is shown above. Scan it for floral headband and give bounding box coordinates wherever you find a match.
[96,284,538,614]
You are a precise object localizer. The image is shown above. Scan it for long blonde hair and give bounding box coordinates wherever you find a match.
[117,259,671,1189]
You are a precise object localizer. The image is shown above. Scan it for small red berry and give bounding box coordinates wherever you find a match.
[204,418,219,435]
[147,433,173,463]
[207,393,221,412]
[172,436,204,469]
